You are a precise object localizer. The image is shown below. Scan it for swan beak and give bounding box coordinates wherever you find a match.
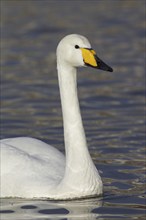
[81,48,113,72]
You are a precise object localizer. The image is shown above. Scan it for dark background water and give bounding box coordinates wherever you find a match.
[1,0,146,219]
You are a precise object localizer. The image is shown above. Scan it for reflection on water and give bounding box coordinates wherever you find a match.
[1,0,145,220]
[1,198,102,219]
[1,194,146,220]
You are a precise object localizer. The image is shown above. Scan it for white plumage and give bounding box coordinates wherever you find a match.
[1,34,113,199]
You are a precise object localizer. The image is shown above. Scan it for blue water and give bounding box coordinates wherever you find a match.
[1,0,145,219]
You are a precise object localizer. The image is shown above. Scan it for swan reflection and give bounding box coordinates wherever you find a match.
[1,197,102,219]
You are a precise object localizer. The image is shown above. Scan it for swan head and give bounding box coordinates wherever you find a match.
[57,34,113,72]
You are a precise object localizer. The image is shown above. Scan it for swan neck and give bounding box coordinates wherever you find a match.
[57,62,93,169]
[56,61,103,195]
[57,63,86,147]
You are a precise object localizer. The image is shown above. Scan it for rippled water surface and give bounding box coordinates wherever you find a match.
[1,0,145,219]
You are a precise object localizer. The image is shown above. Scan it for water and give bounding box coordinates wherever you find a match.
[1,0,145,219]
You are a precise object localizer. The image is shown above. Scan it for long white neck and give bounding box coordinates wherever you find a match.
[57,60,102,194]
[58,63,88,166]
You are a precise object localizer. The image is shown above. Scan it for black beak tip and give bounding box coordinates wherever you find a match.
[95,55,113,72]
[108,67,113,72]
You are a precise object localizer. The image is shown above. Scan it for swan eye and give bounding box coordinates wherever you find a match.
[75,45,79,49]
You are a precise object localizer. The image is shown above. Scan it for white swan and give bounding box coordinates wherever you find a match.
[0,34,113,200]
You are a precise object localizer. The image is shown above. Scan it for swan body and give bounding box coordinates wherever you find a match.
[0,34,113,200]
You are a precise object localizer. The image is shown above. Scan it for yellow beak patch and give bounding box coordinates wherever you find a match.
[81,48,97,67]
